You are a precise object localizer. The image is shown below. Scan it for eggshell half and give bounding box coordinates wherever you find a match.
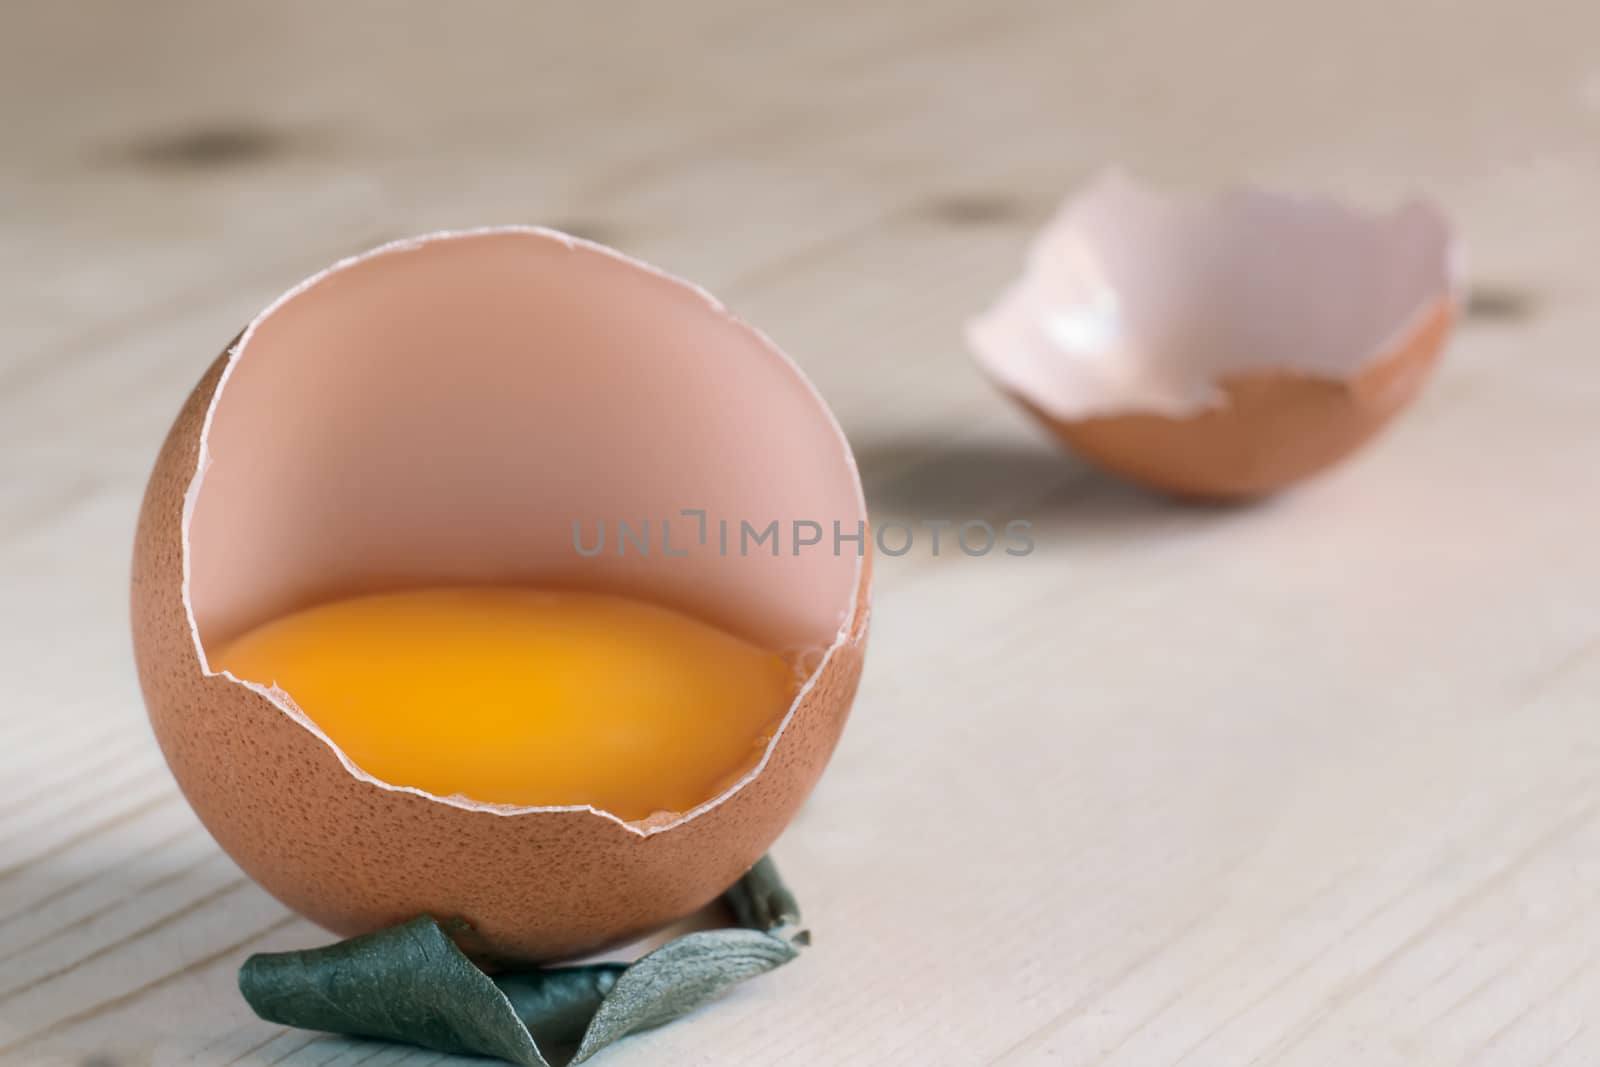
[969,171,1462,499]
[131,229,871,963]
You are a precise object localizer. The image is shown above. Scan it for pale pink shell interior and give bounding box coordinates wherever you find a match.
[186,229,866,683]
[968,171,1461,419]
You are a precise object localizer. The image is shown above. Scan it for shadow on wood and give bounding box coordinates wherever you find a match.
[849,434,1242,549]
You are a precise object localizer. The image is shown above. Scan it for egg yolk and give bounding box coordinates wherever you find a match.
[213,588,800,820]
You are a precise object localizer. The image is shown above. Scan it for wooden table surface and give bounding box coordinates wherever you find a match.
[5,2,1600,1064]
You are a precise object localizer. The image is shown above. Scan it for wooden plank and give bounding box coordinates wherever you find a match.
[4,0,1600,1063]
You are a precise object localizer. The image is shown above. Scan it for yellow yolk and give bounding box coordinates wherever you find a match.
[213,588,800,820]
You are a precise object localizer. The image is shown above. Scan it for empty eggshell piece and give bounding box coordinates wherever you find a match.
[131,228,870,963]
[968,171,1462,499]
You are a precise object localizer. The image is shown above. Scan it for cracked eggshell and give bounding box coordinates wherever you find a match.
[969,172,1462,499]
[130,228,870,964]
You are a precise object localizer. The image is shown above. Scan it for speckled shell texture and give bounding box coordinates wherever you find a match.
[1031,298,1453,499]
[131,234,871,964]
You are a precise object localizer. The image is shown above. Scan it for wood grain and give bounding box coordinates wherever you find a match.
[4,0,1600,1063]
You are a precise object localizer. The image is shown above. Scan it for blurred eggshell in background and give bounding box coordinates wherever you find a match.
[968,171,1462,499]
[131,229,870,963]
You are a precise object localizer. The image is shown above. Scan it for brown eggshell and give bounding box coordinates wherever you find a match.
[131,230,871,963]
[1020,297,1454,500]
[968,171,1462,500]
